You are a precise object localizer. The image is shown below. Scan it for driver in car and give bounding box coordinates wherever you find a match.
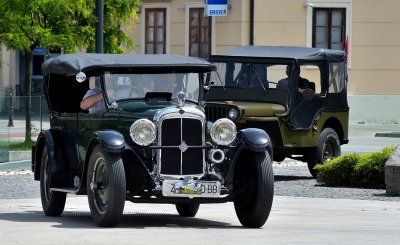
[80,73,118,113]
[277,65,310,92]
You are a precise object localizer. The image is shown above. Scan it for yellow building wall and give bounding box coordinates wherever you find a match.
[129,0,400,96]
[351,0,400,95]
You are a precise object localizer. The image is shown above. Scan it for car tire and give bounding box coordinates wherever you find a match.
[87,145,126,227]
[233,151,274,228]
[40,146,67,216]
[305,127,341,178]
[175,203,200,217]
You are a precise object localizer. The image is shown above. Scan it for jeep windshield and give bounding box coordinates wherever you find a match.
[103,72,201,103]
[209,62,292,90]
[204,61,292,104]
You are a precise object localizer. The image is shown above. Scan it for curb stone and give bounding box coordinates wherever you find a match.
[9,151,31,162]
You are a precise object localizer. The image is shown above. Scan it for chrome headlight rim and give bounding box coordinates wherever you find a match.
[228,108,238,120]
[210,118,237,146]
[129,119,156,146]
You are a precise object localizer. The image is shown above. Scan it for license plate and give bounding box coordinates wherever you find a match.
[162,180,221,198]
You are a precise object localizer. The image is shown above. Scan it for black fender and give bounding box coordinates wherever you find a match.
[239,128,272,156]
[33,130,54,181]
[33,129,69,187]
[94,130,125,153]
[79,131,126,193]
[223,128,272,190]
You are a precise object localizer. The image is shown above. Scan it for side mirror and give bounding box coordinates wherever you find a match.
[204,80,216,91]
[76,72,87,83]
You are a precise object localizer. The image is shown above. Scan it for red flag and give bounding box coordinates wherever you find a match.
[344,36,349,82]
[344,36,349,64]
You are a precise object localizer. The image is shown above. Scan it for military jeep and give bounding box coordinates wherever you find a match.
[31,53,274,227]
[204,46,349,177]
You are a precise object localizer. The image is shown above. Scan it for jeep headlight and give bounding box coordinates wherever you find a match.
[130,119,156,146]
[210,118,237,145]
[228,108,238,120]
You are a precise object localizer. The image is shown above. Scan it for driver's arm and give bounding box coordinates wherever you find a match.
[80,92,103,110]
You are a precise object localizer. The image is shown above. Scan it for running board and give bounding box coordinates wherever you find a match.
[50,187,78,194]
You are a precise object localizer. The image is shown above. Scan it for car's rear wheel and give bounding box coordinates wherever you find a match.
[87,145,126,227]
[175,203,200,217]
[233,151,274,228]
[305,127,341,178]
[40,146,66,216]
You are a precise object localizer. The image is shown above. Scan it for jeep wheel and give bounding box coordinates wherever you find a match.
[40,146,67,216]
[175,203,200,217]
[233,151,274,228]
[87,145,126,227]
[305,127,341,178]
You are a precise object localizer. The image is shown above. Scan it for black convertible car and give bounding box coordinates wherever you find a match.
[31,53,274,227]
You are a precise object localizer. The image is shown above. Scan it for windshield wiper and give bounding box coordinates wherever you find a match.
[251,66,267,92]
[215,71,226,91]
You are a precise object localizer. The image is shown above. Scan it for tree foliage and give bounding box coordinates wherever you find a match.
[0,0,140,54]
[0,0,140,142]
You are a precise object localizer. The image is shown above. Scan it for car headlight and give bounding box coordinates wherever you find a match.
[130,119,156,146]
[210,118,237,145]
[228,108,238,120]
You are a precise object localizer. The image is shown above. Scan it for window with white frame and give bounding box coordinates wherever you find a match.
[306,1,351,63]
[189,8,211,59]
[145,8,166,54]
[312,8,346,50]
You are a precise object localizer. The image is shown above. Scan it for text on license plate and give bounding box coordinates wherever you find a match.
[162,180,220,197]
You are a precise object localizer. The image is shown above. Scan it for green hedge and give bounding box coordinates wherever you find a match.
[315,146,395,189]
[0,141,34,151]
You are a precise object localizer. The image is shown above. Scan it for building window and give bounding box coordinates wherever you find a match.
[145,8,166,54]
[312,8,346,50]
[189,8,211,59]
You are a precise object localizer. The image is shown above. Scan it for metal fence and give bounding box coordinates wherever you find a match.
[0,95,49,162]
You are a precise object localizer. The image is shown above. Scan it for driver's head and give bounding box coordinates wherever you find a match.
[286,65,300,78]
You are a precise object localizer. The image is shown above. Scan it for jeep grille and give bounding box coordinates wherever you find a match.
[159,118,204,176]
[205,105,229,122]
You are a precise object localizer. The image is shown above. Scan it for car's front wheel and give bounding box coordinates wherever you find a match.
[87,145,126,227]
[175,203,200,217]
[305,127,341,178]
[233,151,274,228]
[40,146,67,216]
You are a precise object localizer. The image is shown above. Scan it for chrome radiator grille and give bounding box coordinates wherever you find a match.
[159,118,204,176]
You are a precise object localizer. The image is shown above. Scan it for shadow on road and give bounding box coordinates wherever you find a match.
[0,211,240,229]
[274,175,314,182]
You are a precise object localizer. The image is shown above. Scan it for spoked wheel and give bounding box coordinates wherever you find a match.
[175,203,200,217]
[87,145,126,227]
[233,151,274,228]
[40,146,66,216]
[305,127,341,178]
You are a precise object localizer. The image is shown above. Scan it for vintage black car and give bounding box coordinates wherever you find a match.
[32,53,274,227]
[205,46,349,177]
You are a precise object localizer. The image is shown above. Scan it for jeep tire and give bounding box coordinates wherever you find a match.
[305,127,341,178]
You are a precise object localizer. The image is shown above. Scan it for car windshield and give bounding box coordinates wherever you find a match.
[209,62,291,90]
[103,72,201,102]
